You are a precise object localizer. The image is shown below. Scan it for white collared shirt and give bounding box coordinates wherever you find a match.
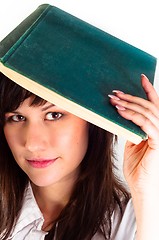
[8,184,47,240]
[6,184,136,240]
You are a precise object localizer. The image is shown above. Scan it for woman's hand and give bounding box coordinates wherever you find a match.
[109,74,159,239]
[110,74,159,195]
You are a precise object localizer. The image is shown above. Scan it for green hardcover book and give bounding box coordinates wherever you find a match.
[0,4,157,144]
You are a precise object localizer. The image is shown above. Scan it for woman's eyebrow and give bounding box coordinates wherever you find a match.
[5,110,20,115]
[41,104,55,111]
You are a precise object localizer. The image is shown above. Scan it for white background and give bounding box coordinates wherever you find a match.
[1,0,159,182]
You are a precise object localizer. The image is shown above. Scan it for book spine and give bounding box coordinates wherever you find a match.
[0,4,51,61]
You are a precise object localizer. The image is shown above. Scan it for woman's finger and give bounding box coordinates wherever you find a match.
[112,99,159,129]
[116,108,159,148]
[109,94,159,131]
[110,93,159,119]
[141,74,159,104]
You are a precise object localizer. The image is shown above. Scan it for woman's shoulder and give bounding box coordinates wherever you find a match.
[91,199,136,240]
[111,198,136,240]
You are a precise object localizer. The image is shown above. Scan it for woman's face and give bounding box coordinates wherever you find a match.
[4,97,89,187]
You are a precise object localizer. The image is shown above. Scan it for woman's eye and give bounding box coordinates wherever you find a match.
[46,112,63,121]
[7,115,25,122]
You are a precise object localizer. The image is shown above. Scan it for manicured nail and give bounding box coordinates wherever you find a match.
[115,105,126,110]
[141,73,149,81]
[108,94,120,100]
[112,90,124,94]
[141,73,146,78]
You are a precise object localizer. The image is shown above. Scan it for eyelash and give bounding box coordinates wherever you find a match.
[5,115,25,123]
[5,112,63,123]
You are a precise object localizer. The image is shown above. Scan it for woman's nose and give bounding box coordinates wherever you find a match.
[24,122,48,152]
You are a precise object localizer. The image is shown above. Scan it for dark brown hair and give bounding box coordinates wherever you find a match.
[0,72,129,239]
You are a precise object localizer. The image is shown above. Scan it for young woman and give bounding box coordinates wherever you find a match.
[0,72,159,240]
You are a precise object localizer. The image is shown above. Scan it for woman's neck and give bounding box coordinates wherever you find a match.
[31,178,76,231]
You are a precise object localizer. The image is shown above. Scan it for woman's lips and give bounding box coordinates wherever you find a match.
[26,158,57,168]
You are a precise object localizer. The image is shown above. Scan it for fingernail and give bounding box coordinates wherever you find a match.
[108,94,120,100]
[141,73,149,81]
[115,105,126,110]
[141,73,146,77]
[112,90,124,94]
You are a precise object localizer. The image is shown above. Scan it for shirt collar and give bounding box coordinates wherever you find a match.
[9,182,44,238]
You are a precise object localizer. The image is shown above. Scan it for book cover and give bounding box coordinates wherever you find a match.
[0,4,157,144]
